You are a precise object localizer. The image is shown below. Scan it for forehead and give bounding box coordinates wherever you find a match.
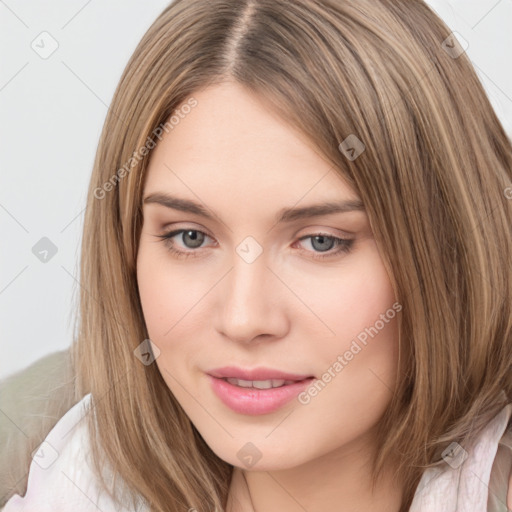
[144,82,358,210]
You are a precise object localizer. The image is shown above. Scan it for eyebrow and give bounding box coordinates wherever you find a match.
[143,192,365,224]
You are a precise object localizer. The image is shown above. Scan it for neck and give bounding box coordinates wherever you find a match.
[227,428,403,512]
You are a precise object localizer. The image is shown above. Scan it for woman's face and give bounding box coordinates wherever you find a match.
[137,81,400,470]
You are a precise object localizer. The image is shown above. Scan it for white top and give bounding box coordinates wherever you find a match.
[2,394,147,512]
[2,393,511,511]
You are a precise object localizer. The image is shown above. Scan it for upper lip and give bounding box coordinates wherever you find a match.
[207,366,314,381]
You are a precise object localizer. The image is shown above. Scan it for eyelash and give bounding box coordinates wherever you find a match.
[155,229,354,261]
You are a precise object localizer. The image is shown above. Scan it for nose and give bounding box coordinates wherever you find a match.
[215,252,289,345]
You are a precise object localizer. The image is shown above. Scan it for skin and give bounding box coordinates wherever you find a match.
[136,81,403,511]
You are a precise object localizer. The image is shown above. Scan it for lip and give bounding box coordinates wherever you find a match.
[207,367,315,415]
[207,366,313,381]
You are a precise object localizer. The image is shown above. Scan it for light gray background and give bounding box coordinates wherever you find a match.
[1,0,511,379]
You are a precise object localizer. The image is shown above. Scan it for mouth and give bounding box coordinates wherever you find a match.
[206,369,316,415]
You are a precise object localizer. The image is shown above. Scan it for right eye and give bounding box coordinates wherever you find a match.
[156,229,216,259]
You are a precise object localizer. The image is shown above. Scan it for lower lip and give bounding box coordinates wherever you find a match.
[208,375,315,415]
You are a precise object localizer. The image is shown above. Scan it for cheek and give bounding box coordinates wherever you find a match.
[136,259,172,341]
[136,242,221,391]
[301,243,397,354]
[297,243,400,414]
[136,251,198,397]
[136,244,206,341]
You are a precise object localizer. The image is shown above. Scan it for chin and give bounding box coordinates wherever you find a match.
[204,437,312,472]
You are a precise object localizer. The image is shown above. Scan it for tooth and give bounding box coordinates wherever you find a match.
[235,378,253,388]
[253,380,273,389]
[225,378,292,389]
[226,378,257,388]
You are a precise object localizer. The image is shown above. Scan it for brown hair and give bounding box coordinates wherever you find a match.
[71,0,512,510]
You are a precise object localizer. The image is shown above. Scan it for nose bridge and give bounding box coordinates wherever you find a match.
[229,251,267,307]
[216,242,288,343]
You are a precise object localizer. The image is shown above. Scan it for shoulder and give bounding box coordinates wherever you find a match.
[507,433,512,509]
[1,394,143,512]
[410,403,512,512]
[489,415,512,511]
[0,350,76,504]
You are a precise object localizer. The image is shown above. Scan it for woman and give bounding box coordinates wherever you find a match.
[2,0,511,511]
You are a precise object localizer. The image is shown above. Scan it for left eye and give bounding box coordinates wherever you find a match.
[156,229,354,260]
[294,234,354,259]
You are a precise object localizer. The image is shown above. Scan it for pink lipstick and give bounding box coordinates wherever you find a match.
[207,366,315,415]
